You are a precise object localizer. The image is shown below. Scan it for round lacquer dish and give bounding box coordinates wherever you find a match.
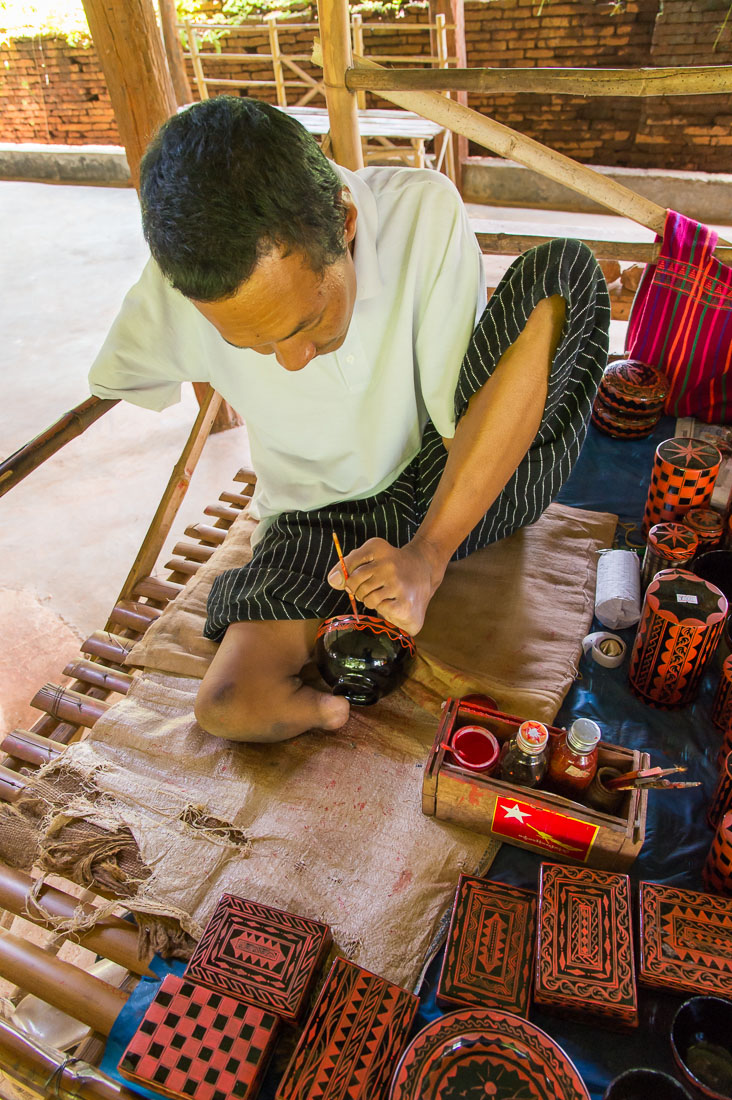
[389,1008,590,1100]
[315,614,416,706]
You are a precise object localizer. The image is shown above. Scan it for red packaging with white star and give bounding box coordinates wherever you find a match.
[422,697,649,872]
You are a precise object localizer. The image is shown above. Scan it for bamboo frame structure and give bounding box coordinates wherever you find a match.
[5,0,732,1089]
[346,63,732,96]
[312,40,731,241]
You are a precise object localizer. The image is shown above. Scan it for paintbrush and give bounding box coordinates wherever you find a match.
[605,765,687,791]
[332,532,360,621]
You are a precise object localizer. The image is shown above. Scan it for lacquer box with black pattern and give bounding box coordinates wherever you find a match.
[534,862,639,1029]
[422,696,649,872]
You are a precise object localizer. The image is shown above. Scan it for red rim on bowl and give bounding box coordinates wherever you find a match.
[449,725,500,773]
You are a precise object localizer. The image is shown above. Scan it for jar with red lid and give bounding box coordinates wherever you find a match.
[546,718,601,799]
[499,720,549,789]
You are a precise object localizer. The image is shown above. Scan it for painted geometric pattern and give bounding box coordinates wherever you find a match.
[629,596,724,708]
[437,875,536,1017]
[643,438,720,531]
[535,864,638,1026]
[185,894,332,1022]
[118,974,279,1100]
[275,956,418,1100]
[704,814,732,897]
[639,881,732,997]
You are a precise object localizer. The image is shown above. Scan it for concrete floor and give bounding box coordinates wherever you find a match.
[2,178,728,732]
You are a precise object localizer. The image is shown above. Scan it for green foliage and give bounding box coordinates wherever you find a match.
[0,1,90,46]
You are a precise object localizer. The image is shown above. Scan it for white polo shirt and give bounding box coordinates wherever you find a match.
[89,165,485,540]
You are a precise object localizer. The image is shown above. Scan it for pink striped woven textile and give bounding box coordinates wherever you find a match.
[626,210,732,424]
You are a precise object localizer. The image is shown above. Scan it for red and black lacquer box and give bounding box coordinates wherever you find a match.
[639,881,732,998]
[184,894,332,1023]
[275,956,418,1100]
[436,874,536,1017]
[118,973,279,1100]
[534,862,638,1028]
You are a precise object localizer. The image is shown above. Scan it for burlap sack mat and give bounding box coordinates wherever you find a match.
[34,501,614,991]
[128,500,617,721]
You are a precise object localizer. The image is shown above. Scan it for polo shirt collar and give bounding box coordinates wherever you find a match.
[334,164,383,302]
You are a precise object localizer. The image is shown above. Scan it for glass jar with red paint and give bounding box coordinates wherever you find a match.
[546,718,601,799]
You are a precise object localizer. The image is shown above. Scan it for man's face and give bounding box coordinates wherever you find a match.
[191,199,358,372]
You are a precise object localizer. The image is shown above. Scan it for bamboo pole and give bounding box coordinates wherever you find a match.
[0,1019,137,1100]
[81,632,136,665]
[186,22,209,100]
[0,397,117,499]
[430,0,467,172]
[62,659,134,694]
[158,0,192,107]
[0,865,154,977]
[1,729,65,766]
[81,0,177,190]
[0,931,127,1033]
[170,539,216,562]
[267,14,287,106]
[107,385,223,620]
[311,43,668,236]
[474,231,732,264]
[0,765,27,803]
[345,63,732,97]
[30,685,110,729]
[133,575,185,601]
[316,0,363,169]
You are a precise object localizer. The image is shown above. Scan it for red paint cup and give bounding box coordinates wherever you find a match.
[449,725,500,774]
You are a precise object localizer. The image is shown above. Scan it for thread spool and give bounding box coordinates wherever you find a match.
[703,809,732,895]
[628,569,728,709]
[641,523,698,592]
[642,437,721,537]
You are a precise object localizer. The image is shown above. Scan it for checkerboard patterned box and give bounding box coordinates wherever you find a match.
[118,974,279,1100]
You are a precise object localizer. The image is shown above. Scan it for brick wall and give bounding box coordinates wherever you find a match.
[0,36,119,144]
[1,0,730,170]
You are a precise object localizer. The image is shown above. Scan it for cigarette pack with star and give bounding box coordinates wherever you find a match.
[422,697,649,872]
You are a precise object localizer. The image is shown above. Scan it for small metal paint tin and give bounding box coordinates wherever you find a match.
[683,506,724,555]
[703,809,732,896]
[642,437,722,536]
[641,523,699,591]
[628,568,728,708]
[449,725,500,774]
[708,752,732,832]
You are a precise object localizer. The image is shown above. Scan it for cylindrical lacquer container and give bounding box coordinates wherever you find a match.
[703,809,732,895]
[641,523,698,592]
[642,437,721,536]
[708,751,732,831]
[712,655,732,733]
[628,569,728,708]
[717,721,732,771]
[683,506,724,556]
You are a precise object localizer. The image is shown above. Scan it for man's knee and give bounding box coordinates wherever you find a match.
[194,673,280,742]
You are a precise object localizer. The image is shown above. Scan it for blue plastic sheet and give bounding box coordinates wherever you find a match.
[102,417,726,1099]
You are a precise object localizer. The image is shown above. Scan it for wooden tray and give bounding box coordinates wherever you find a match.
[422,697,649,871]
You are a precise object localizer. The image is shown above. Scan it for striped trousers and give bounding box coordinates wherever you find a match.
[205,238,610,639]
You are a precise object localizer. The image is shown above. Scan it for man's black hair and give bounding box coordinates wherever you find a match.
[140,96,349,302]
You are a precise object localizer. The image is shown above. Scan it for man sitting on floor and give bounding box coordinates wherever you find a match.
[89,95,610,744]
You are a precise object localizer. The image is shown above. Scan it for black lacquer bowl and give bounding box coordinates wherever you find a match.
[671,996,732,1100]
[315,614,416,706]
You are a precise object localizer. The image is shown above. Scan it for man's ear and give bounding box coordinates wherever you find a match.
[342,190,358,244]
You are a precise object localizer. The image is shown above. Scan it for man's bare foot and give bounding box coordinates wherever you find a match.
[195,619,350,742]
